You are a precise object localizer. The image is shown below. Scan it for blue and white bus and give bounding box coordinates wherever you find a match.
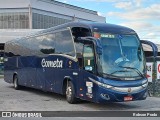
[4,22,148,103]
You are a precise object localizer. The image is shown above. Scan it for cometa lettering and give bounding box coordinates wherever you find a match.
[41,58,63,68]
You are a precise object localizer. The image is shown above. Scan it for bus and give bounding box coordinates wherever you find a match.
[4,22,148,103]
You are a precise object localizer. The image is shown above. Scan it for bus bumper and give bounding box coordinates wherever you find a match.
[96,86,148,103]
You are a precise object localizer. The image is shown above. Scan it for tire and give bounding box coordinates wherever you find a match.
[66,81,77,104]
[147,82,153,97]
[13,75,20,90]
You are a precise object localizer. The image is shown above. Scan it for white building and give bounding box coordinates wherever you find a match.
[0,0,106,43]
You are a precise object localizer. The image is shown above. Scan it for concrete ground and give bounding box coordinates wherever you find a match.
[0,78,160,112]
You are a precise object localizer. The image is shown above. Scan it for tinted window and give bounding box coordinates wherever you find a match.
[55,30,75,57]
[39,34,56,54]
[32,29,75,57]
[5,29,75,57]
[5,39,35,57]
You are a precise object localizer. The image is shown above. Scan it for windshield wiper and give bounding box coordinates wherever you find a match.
[100,72,120,79]
[100,71,130,79]
[110,70,129,75]
[118,66,145,78]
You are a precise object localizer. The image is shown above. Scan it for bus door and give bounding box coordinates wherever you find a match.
[78,43,97,102]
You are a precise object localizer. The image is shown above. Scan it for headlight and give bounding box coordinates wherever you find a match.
[89,77,113,89]
[88,77,148,93]
[101,83,113,89]
[142,82,148,88]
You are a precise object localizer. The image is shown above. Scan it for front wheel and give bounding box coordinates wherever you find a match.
[13,75,21,90]
[66,81,77,104]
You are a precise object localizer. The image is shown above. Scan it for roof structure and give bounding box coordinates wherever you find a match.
[142,43,160,52]
[0,0,105,23]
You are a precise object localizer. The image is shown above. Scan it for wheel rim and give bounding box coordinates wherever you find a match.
[66,86,72,99]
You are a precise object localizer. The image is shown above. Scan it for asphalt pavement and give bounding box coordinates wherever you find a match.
[0,78,160,119]
[1,78,160,111]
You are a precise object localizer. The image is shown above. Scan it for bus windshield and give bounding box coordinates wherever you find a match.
[97,33,145,79]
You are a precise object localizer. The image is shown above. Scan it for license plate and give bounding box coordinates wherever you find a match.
[124,96,133,101]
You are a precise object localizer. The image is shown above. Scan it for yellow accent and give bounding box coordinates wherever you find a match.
[69,61,72,67]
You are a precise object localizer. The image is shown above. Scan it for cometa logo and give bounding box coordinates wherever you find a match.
[41,58,63,68]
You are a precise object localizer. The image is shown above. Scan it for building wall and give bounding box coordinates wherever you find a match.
[0,9,72,29]
[0,0,30,8]
[32,10,71,29]
[0,0,106,43]
[30,0,105,22]
[0,0,106,29]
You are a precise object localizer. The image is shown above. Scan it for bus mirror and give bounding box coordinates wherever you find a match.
[78,57,83,68]
[77,37,90,43]
[96,46,102,55]
[95,39,102,55]
[77,37,102,55]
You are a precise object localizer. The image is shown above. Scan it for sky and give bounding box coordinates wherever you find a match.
[56,0,160,44]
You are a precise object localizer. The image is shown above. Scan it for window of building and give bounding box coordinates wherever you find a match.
[0,12,29,29]
[32,13,71,29]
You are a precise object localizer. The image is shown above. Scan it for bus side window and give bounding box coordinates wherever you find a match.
[83,44,95,73]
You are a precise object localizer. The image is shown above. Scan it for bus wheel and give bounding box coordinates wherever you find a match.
[13,75,20,90]
[66,81,77,104]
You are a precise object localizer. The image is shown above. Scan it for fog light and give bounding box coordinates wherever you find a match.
[101,93,110,100]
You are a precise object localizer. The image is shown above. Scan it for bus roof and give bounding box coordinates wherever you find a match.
[19,22,137,39]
